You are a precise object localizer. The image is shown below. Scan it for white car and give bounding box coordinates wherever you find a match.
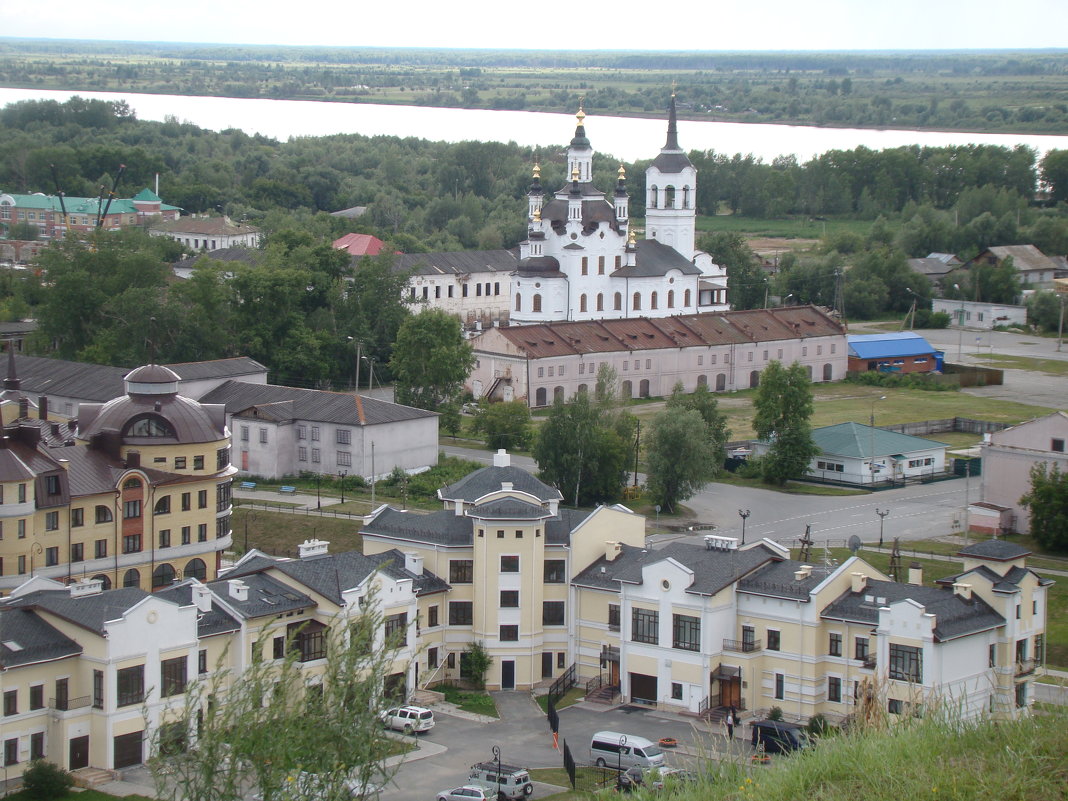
[436,787,490,801]
[379,704,435,733]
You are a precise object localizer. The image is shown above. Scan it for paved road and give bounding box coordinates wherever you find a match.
[442,445,970,545]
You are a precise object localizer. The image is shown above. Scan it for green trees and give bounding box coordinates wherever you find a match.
[1040,149,1068,204]
[698,232,766,310]
[1020,463,1068,552]
[645,384,729,513]
[390,309,474,411]
[471,401,532,451]
[753,361,818,485]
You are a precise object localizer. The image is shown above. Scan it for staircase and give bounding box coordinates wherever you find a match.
[585,684,620,705]
[71,768,119,789]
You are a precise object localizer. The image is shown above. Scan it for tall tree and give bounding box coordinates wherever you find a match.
[1020,463,1068,552]
[665,382,730,468]
[389,309,474,410]
[472,400,532,451]
[698,231,766,310]
[753,361,819,485]
[645,408,718,514]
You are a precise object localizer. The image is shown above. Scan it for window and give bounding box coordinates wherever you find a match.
[4,738,17,767]
[297,425,307,440]
[181,526,191,545]
[336,429,351,445]
[95,539,107,559]
[449,560,473,583]
[199,523,208,542]
[632,607,659,644]
[828,676,842,703]
[29,685,43,710]
[43,546,58,566]
[449,601,473,626]
[117,665,145,707]
[287,620,327,662]
[581,256,588,276]
[829,632,842,657]
[989,643,997,668]
[428,648,439,669]
[17,520,24,539]
[161,657,188,697]
[633,292,641,310]
[193,455,204,470]
[124,500,141,519]
[240,425,249,442]
[1035,634,1045,664]
[855,637,870,661]
[95,505,113,523]
[217,447,230,470]
[500,625,519,641]
[93,670,104,708]
[384,612,408,642]
[311,448,321,464]
[544,560,566,583]
[337,451,352,467]
[500,590,519,608]
[608,604,620,631]
[154,496,171,515]
[672,614,700,651]
[614,292,622,311]
[159,529,171,548]
[428,606,439,628]
[123,569,140,588]
[598,256,605,274]
[259,428,268,444]
[1053,439,1065,453]
[122,534,142,554]
[198,650,208,675]
[198,490,208,509]
[767,629,781,651]
[30,732,44,761]
[174,457,187,470]
[3,691,16,716]
[543,601,565,626]
[888,644,923,683]
[671,682,683,700]
[775,673,784,700]
[152,563,175,588]
[72,508,84,527]
[45,511,59,531]
[17,555,24,574]
[888,699,903,715]
[532,294,542,313]
[298,446,308,462]
[500,555,519,573]
[45,474,61,495]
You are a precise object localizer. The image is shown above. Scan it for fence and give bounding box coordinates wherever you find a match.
[876,417,1009,437]
[548,663,577,708]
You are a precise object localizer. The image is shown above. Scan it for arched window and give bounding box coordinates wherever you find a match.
[154,496,170,515]
[596,294,604,312]
[124,415,175,439]
[532,294,542,313]
[123,478,142,490]
[650,292,658,310]
[152,563,176,589]
[92,574,112,591]
[535,387,547,406]
[716,374,727,391]
[668,290,675,308]
[650,186,659,209]
[633,292,641,311]
[515,293,521,312]
[95,505,113,524]
[185,558,207,581]
[806,365,814,379]
[639,379,650,398]
[614,293,622,311]
[749,370,760,388]
[579,294,588,313]
[123,569,140,588]
[684,289,692,307]
[621,380,633,399]
[664,186,676,208]
[581,257,589,276]
[577,384,588,395]
[697,374,708,386]
[682,186,690,209]
[823,363,833,381]
[554,386,565,403]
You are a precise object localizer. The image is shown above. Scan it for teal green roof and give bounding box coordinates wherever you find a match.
[1,193,174,215]
[132,188,161,202]
[813,422,947,459]
[3,194,56,210]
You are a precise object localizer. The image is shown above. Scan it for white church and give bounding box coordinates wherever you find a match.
[511,97,729,324]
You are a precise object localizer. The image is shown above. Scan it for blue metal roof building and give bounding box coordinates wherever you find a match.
[847,332,940,373]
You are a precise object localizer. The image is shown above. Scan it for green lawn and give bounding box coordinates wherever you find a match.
[714,473,870,496]
[535,686,586,713]
[437,684,499,718]
[695,213,879,240]
[975,353,1068,376]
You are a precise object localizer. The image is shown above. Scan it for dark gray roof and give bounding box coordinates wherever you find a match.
[155,583,242,637]
[363,505,591,548]
[200,381,435,426]
[207,572,315,618]
[469,498,554,520]
[935,563,1053,592]
[612,239,701,278]
[907,258,956,277]
[958,539,1031,561]
[224,547,448,605]
[440,464,561,504]
[539,196,620,234]
[821,578,1004,641]
[6,587,151,634]
[164,357,267,381]
[394,250,516,277]
[0,607,82,668]
[573,542,778,596]
[543,508,595,545]
[173,248,264,271]
[737,559,834,600]
[78,391,227,445]
[516,255,564,278]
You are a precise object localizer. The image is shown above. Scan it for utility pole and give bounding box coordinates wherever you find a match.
[632,420,640,488]
[1058,295,1065,352]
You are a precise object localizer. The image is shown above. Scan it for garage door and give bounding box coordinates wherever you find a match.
[113,731,143,769]
[629,673,657,705]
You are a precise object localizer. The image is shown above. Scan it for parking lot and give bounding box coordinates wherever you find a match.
[378,693,753,800]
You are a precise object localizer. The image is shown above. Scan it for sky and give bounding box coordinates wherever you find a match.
[1,0,1067,51]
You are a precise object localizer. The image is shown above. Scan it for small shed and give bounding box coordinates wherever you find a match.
[847,332,939,374]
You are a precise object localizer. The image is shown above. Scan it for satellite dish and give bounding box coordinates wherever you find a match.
[848,535,863,554]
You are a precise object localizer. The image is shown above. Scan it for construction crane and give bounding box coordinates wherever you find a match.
[95,163,126,229]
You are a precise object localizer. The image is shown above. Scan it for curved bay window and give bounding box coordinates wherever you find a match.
[287,620,327,662]
[152,563,176,588]
[124,415,176,439]
[185,558,207,581]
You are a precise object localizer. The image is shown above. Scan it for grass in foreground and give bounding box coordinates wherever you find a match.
[715,473,870,496]
[535,687,586,713]
[975,353,1068,376]
[437,684,499,718]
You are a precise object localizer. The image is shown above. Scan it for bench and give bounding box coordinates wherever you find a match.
[279,486,297,495]
[239,481,257,491]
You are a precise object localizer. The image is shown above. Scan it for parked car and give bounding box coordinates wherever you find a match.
[379,704,435,734]
[436,786,492,801]
[589,731,665,770]
[749,719,811,754]
[467,761,534,799]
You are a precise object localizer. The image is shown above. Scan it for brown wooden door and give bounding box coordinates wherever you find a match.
[113,731,143,769]
[722,678,741,709]
[609,661,620,686]
[68,736,89,770]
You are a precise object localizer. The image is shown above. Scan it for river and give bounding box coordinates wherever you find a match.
[0,87,1065,163]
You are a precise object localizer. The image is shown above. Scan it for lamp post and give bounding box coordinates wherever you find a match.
[347,336,362,391]
[315,473,321,510]
[738,509,751,545]
[338,471,347,504]
[1058,294,1066,353]
[492,745,502,799]
[953,283,965,361]
[875,508,889,548]
[869,395,886,485]
[361,355,377,392]
[783,293,794,307]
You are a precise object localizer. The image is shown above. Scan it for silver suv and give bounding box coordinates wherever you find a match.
[379,705,435,733]
[467,762,533,800]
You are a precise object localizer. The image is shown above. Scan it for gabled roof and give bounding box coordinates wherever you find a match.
[821,578,1004,641]
[154,583,242,637]
[907,258,957,277]
[934,563,1053,593]
[207,572,315,618]
[957,539,1031,561]
[173,247,264,272]
[469,498,554,520]
[0,607,82,668]
[440,464,561,504]
[152,217,259,236]
[393,249,516,277]
[812,422,946,460]
[737,559,832,600]
[611,239,701,277]
[847,332,937,359]
[333,233,387,257]
[362,504,592,548]
[979,245,1057,274]
[5,587,151,634]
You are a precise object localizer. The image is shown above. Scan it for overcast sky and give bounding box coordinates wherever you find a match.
[2,0,1067,50]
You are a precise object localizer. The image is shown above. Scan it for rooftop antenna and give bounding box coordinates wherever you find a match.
[888,537,902,582]
[798,523,814,562]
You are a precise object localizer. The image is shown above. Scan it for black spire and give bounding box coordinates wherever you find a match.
[664,93,680,151]
[615,164,628,197]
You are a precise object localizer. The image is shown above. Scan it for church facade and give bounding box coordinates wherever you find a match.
[511,98,728,325]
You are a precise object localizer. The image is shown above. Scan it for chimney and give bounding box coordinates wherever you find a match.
[952,582,973,601]
[851,572,868,593]
[794,565,813,581]
[605,541,623,561]
[298,539,329,559]
[404,552,424,576]
[908,562,924,586]
[69,577,104,598]
[492,449,511,468]
[191,583,212,612]
[501,482,513,492]
[50,422,60,438]
[227,579,249,601]
[38,396,47,420]
[125,451,140,469]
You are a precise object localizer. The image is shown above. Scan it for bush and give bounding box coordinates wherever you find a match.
[22,760,73,800]
[914,308,951,328]
[734,456,766,480]
[807,713,830,737]
[768,706,784,721]
[844,371,956,392]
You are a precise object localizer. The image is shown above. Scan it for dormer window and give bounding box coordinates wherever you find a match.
[125,415,175,438]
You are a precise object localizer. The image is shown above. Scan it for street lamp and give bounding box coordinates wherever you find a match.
[953,284,965,361]
[783,293,794,307]
[1058,294,1066,353]
[869,395,886,485]
[347,336,362,391]
[338,471,348,504]
[875,508,890,548]
[738,509,751,545]
[361,355,377,391]
[315,473,321,510]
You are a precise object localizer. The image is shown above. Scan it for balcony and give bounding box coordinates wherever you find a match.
[1015,659,1037,677]
[50,696,91,712]
[723,638,762,654]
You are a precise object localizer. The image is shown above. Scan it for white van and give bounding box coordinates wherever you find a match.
[589,731,665,770]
